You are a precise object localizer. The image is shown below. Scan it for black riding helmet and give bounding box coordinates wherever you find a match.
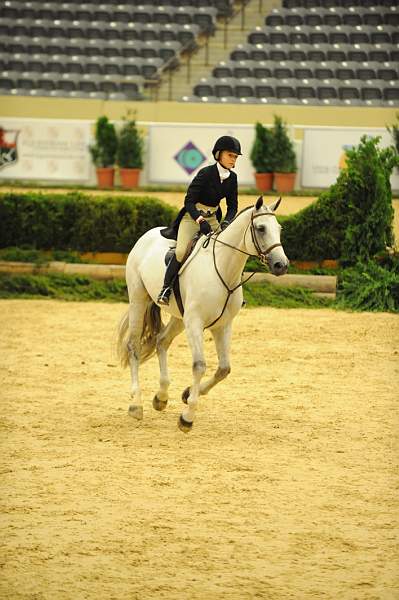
[212,135,242,160]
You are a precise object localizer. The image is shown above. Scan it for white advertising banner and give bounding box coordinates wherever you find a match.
[148,123,259,186]
[0,117,91,181]
[301,127,399,189]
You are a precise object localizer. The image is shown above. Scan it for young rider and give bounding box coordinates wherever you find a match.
[157,135,242,306]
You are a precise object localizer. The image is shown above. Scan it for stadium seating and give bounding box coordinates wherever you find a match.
[191,0,399,106]
[0,0,235,99]
[1,0,398,106]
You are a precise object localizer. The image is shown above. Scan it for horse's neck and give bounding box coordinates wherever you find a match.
[213,211,251,285]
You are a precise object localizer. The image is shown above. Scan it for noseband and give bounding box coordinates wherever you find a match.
[249,212,283,264]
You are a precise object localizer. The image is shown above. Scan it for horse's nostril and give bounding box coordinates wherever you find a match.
[274,262,283,270]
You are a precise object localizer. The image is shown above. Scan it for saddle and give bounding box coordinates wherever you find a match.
[163,231,202,267]
[163,231,203,317]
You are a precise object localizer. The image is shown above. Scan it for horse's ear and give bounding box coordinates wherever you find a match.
[269,197,282,212]
[255,196,263,211]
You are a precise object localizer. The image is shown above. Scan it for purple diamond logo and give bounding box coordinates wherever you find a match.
[174,141,206,175]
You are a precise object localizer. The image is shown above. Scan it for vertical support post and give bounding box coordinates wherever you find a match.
[168,70,173,101]
[241,0,246,30]
[205,37,209,66]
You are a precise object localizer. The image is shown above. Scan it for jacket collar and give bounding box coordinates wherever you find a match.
[211,162,230,186]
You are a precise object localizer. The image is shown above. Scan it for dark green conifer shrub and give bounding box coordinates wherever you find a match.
[250,122,275,173]
[116,114,144,169]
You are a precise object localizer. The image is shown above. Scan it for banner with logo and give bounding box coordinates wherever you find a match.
[301,127,399,189]
[0,118,91,181]
[148,123,259,186]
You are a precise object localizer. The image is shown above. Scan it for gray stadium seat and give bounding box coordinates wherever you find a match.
[336,65,356,80]
[254,62,274,79]
[296,80,318,101]
[255,79,278,101]
[378,66,398,81]
[213,63,233,78]
[274,65,294,79]
[368,48,390,63]
[275,79,297,101]
[248,28,269,45]
[268,46,289,61]
[317,80,339,103]
[361,85,383,105]
[230,48,249,61]
[235,80,256,99]
[356,65,378,80]
[347,46,369,62]
[383,85,399,103]
[265,10,284,27]
[304,12,322,27]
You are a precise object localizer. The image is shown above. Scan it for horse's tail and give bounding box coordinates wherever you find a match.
[140,302,163,363]
[117,302,163,368]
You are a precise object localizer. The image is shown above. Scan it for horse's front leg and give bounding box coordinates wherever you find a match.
[179,317,206,432]
[153,316,184,411]
[182,323,232,401]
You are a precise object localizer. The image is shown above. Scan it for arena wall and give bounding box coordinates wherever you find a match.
[1,96,396,129]
[1,96,398,189]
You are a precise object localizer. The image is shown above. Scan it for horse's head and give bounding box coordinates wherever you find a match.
[249,196,289,276]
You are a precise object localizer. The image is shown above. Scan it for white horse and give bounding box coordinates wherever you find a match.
[117,196,289,432]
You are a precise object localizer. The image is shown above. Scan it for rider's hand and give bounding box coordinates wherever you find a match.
[199,219,212,235]
[220,220,229,230]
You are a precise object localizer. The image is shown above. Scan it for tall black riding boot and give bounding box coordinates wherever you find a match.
[157,255,181,306]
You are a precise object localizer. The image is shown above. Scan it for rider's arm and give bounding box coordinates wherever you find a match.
[184,168,207,222]
[224,172,238,224]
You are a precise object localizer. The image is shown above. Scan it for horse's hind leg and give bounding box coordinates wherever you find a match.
[182,323,232,402]
[153,316,184,412]
[126,285,151,420]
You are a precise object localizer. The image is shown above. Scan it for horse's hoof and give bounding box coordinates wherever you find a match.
[178,414,193,433]
[152,395,168,411]
[181,387,190,404]
[128,404,143,420]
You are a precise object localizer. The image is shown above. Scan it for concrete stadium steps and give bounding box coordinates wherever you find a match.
[154,0,281,101]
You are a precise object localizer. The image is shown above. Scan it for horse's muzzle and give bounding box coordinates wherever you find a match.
[271,258,289,276]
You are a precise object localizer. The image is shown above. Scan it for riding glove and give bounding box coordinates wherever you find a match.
[199,220,212,235]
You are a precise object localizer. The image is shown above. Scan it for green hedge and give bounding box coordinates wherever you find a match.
[281,136,397,262]
[0,137,397,262]
[0,192,177,253]
[336,254,399,312]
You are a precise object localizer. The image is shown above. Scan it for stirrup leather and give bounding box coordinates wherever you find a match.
[157,286,172,305]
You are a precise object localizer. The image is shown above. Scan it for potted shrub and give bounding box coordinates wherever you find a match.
[116,112,144,188]
[250,122,275,191]
[89,116,118,188]
[272,115,297,193]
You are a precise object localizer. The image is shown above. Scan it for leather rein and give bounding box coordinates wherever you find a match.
[203,210,282,328]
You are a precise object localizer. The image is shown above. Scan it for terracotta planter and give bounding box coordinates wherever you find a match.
[96,167,115,188]
[119,168,141,188]
[274,172,296,193]
[254,172,273,192]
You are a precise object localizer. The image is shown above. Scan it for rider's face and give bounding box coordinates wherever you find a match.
[219,151,239,169]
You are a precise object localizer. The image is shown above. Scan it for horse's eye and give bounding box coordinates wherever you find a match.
[257,225,266,233]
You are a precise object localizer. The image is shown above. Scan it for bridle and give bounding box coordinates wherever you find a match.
[202,208,283,328]
[249,211,283,264]
[204,210,282,263]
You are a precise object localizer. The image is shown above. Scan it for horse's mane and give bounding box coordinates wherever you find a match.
[230,202,273,224]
